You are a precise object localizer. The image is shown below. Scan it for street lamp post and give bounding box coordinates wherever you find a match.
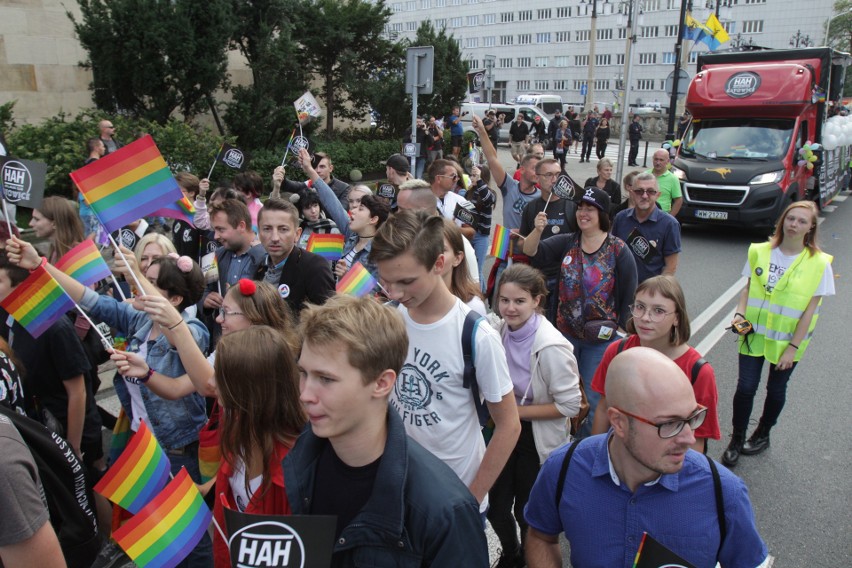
[666,0,689,140]
[789,30,813,48]
[583,0,600,113]
[615,0,641,186]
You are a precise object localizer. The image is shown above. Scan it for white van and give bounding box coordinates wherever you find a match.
[459,103,517,145]
[513,93,564,117]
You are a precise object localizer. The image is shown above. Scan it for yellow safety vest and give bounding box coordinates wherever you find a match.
[741,241,832,363]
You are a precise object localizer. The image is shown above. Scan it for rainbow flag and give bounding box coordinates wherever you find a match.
[70,135,185,233]
[336,261,377,297]
[0,264,76,338]
[54,239,112,287]
[112,468,212,568]
[150,195,196,225]
[94,420,171,514]
[306,232,345,261]
[488,224,510,260]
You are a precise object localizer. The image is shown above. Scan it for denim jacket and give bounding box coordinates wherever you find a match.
[283,410,488,567]
[80,288,208,449]
[313,178,378,278]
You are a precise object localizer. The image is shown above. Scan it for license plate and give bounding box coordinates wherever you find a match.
[695,209,728,220]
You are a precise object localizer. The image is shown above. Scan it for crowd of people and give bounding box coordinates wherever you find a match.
[1,113,834,568]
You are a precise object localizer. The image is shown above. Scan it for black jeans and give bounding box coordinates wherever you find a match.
[732,353,797,431]
[581,136,594,161]
[596,140,607,159]
[629,139,640,164]
[487,421,540,556]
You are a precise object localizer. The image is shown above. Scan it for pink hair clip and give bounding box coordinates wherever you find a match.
[176,256,193,273]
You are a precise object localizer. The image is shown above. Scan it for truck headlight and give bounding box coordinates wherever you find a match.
[749,170,784,185]
[670,165,686,180]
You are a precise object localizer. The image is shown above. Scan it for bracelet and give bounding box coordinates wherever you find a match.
[30,257,47,272]
[140,367,154,384]
[168,319,185,330]
[788,343,799,350]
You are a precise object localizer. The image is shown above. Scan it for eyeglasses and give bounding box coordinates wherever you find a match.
[629,302,676,322]
[217,308,245,321]
[631,188,659,197]
[538,172,560,179]
[613,405,708,439]
[437,173,458,180]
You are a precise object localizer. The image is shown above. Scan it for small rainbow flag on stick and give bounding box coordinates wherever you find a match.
[112,468,212,568]
[306,233,345,261]
[70,135,185,233]
[0,264,76,338]
[488,224,510,260]
[150,196,197,226]
[54,239,112,287]
[336,261,377,297]
[94,420,171,514]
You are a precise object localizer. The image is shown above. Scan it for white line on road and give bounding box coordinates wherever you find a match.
[691,277,747,336]
[832,194,847,202]
[695,306,738,356]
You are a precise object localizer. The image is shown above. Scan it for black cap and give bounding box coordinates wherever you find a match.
[580,186,611,213]
[382,153,410,174]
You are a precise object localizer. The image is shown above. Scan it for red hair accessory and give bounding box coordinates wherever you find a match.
[238,278,257,296]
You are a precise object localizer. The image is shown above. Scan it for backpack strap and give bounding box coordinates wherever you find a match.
[705,454,727,560]
[616,337,630,354]
[554,439,582,509]
[690,357,708,385]
[461,312,489,426]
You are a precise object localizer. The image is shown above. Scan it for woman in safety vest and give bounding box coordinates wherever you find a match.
[722,201,834,467]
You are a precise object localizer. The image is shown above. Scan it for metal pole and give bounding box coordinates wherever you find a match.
[410,54,420,173]
[666,0,689,140]
[586,0,598,113]
[615,0,640,186]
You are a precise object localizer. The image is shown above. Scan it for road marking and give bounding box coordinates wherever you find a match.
[822,205,838,213]
[691,277,747,335]
[832,194,847,202]
[695,306,737,356]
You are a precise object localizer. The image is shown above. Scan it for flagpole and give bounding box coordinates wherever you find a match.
[107,233,147,296]
[207,144,223,180]
[110,274,128,302]
[74,305,114,352]
[1,198,13,237]
[279,128,297,167]
[541,193,553,214]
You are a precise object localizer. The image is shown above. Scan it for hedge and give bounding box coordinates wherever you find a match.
[4,107,402,197]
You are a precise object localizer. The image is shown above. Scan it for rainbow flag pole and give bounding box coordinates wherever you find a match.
[279,127,298,167]
[54,237,128,300]
[306,233,345,261]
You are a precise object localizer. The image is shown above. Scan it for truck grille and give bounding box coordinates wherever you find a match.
[683,183,748,206]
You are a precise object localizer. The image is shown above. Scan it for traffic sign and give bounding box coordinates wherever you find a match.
[665,69,690,99]
[580,84,588,96]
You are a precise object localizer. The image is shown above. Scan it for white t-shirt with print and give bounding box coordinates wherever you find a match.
[391,299,512,509]
[742,248,835,295]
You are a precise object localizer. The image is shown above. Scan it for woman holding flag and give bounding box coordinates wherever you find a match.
[5,237,214,565]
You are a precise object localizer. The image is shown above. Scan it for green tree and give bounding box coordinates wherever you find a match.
[407,22,469,120]
[223,0,309,150]
[289,0,399,135]
[827,0,852,96]
[70,0,234,123]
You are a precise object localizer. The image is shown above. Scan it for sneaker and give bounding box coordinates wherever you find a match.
[741,424,770,455]
[721,431,745,467]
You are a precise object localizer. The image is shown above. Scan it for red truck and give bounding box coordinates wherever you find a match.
[672,47,852,229]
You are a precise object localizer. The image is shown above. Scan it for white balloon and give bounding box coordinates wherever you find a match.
[823,134,838,151]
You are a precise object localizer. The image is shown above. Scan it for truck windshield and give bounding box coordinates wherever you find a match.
[680,118,794,160]
[541,102,564,115]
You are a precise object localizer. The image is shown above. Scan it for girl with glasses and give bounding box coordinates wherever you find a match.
[590,275,721,453]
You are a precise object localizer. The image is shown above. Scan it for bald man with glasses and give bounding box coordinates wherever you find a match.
[524,347,769,568]
[97,119,123,154]
[612,172,681,283]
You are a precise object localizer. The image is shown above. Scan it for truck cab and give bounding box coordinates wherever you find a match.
[673,48,851,229]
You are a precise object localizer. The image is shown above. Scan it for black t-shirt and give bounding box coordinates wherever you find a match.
[509,121,530,142]
[311,442,381,540]
[520,197,579,280]
[172,219,216,263]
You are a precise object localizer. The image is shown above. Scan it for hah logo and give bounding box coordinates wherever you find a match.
[229,521,305,568]
[472,71,486,92]
[291,136,310,152]
[1,161,32,202]
[396,364,433,410]
[630,236,651,258]
[552,175,576,200]
[222,149,246,170]
[724,72,761,99]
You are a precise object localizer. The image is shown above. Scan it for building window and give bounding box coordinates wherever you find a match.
[406,21,417,31]
[555,55,570,67]
[574,80,587,90]
[616,53,625,65]
[556,6,571,18]
[519,34,532,45]
[448,17,461,27]
[594,79,610,90]
[500,35,514,45]
[597,28,613,40]
[534,80,550,90]
[742,20,764,33]
[493,81,507,102]
[664,24,678,37]
[519,10,533,21]
[392,2,402,12]
[500,12,514,23]
[518,57,531,67]
[420,0,431,7]
[639,52,657,65]
[575,55,589,66]
[536,32,551,43]
[535,56,548,67]
[483,13,496,24]
[468,59,479,69]
[556,31,569,42]
[688,51,699,63]
[406,1,416,10]
[618,28,628,39]
[499,57,513,68]
[641,26,659,38]
[483,36,496,47]
[645,0,661,10]
[450,0,461,5]
[434,0,445,6]
[595,54,611,66]
[662,52,676,64]
[434,18,445,28]
[576,29,590,41]
[467,15,478,25]
[538,8,551,19]
[743,0,766,4]
[554,80,569,90]
[517,80,530,90]
[637,79,655,90]
[466,37,478,48]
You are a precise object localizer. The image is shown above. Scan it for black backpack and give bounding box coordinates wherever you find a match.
[0,405,101,568]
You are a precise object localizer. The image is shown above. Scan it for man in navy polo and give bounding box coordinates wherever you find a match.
[612,172,681,283]
[524,348,768,568]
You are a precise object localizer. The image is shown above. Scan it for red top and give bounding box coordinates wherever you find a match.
[212,440,293,568]
[591,335,721,440]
